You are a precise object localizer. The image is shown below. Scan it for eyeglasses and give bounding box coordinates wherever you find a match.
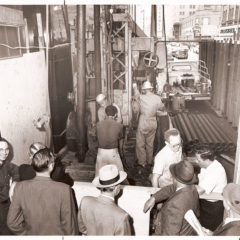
[168,139,183,148]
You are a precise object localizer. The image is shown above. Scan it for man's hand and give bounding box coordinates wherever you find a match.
[9,181,17,202]
[143,196,156,213]
[201,227,213,236]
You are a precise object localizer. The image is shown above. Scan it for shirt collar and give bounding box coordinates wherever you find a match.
[100,193,115,201]
[224,217,240,225]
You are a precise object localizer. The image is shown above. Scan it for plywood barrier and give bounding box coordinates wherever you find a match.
[73,181,223,236]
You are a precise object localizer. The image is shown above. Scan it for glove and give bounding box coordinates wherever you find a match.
[143,196,156,213]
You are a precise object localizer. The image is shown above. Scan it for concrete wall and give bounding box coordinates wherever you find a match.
[0,51,50,165]
[73,182,157,236]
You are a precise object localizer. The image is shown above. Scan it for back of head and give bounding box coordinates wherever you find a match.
[32,148,54,172]
[223,183,240,216]
[164,128,180,142]
[105,105,117,117]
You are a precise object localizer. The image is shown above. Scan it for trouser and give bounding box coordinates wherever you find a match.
[95,148,124,177]
[0,199,12,235]
[136,128,156,166]
[199,199,224,231]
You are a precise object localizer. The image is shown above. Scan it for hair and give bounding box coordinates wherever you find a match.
[196,149,215,161]
[105,105,118,117]
[32,148,54,172]
[164,128,180,142]
[101,185,116,193]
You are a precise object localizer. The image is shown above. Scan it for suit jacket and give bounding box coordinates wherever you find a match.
[7,176,78,235]
[78,195,131,235]
[152,184,199,235]
[213,220,240,236]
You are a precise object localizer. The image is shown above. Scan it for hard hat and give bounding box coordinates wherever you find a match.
[28,142,47,160]
[142,81,153,90]
[96,93,106,104]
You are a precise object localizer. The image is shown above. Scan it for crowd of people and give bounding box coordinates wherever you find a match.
[0,81,240,236]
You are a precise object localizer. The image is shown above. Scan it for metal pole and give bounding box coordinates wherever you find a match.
[94,5,101,96]
[76,5,86,161]
[162,5,169,83]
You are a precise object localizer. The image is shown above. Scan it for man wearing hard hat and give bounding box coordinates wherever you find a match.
[133,80,165,169]
[96,94,122,123]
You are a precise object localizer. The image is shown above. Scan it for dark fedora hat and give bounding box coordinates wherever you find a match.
[169,160,196,185]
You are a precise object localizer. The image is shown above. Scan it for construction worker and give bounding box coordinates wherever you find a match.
[133,80,165,169]
[96,94,122,123]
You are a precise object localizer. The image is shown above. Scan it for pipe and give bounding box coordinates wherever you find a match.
[200,114,224,143]
[76,5,86,160]
[174,115,187,143]
[94,5,102,96]
[204,114,232,143]
[196,114,216,143]
[188,114,206,142]
[181,113,198,141]
[192,114,214,143]
[177,113,193,142]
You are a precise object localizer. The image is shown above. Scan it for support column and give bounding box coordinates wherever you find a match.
[94,5,101,96]
[234,115,240,184]
[76,5,86,161]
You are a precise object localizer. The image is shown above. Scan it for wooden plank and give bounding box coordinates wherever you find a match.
[233,44,240,127]
[234,115,240,184]
[226,42,238,122]
[212,41,220,108]
[219,41,230,114]
[216,41,224,111]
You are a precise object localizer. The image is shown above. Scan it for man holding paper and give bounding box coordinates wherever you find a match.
[143,160,199,235]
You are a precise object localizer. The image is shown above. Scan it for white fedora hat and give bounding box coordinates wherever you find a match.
[142,81,153,90]
[92,164,127,188]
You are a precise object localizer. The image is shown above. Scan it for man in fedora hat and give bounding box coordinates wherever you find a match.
[201,183,240,236]
[78,164,131,235]
[133,80,165,169]
[143,160,199,235]
[7,145,78,235]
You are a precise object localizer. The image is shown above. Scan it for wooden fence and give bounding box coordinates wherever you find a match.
[199,40,240,127]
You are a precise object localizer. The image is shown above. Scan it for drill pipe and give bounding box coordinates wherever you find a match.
[204,114,233,143]
[177,113,193,142]
[188,114,206,142]
[174,115,188,143]
[181,113,199,141]
[201,114,226,143]
[191,114,213,144]
[196,114,216,143]
[170,116,177,129]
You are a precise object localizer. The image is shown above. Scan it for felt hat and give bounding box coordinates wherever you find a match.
[169,160,196,185]
[92,164,127,188]
[223,183,240,215]
[28,142,48,160]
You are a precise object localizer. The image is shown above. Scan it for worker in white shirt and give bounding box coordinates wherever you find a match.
[195,149,227,231]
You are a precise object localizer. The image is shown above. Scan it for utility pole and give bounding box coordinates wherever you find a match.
[76,5,86,161]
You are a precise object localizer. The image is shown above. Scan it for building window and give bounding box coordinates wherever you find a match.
[193,5,195,9]
[203,17,209,25]
[235,6,239,23]
[0,25,23,59]
[222,10,227,24]
[228,7,234,22]
[195,18,199,24]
